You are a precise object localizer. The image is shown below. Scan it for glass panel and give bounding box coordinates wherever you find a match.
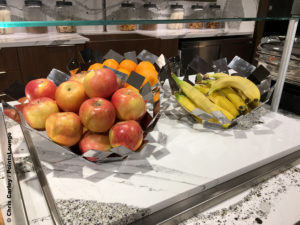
[0,17,299,28]
[0,0,298,28]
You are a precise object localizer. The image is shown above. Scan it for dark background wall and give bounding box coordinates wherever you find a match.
[263,0,299,36]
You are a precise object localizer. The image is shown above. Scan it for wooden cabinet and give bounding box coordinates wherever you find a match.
[0,48,23,94]
[84,34,179,60]
[17,45,84,83]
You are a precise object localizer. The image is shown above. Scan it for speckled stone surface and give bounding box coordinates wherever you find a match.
[56,199,150,225]
[1,102,300,225]
[181,165,300,225]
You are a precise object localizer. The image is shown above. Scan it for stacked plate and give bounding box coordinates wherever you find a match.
[256,36,300,85]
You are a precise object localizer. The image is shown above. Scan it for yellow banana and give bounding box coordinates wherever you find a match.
[209,92,240,118]
[194,84,210,95]
[204,73,229,80]
[209,76,261,103]
[193,116,203,124]
[172,74,218,114]
[215,104,235,122]
[248,101,260,112]
[174,95,230,127]
[236,89,250,104]
[220,87,247,112]
[172,74,234,122]
[175,93,197,112]
[195,84,239,118]
[200,79,215,87]
[175,93,203,123]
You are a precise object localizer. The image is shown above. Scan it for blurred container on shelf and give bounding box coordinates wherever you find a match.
[167,3,184,30]
[55,1,76,33]
[256,36,300,85]
[223,0,243,30]
[139,2,158,31]
[23,0,48,34]
[187,4,204,30]
[0,0,13,34]
[118,1,136,31]
[205,4,222,29]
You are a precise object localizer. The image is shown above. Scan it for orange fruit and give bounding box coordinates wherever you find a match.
[88,63,103,71]
[118,68,130,75]
[124,83,139,93]
[153,91,160,102]
[136,68,159,87]
[103,59,119,70]
[135,61,156,72]
[119,59,137,72]
[70,68,80,76]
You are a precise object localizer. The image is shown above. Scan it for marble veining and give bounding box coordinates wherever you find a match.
[181,165,300,225]
[1,96,300,224]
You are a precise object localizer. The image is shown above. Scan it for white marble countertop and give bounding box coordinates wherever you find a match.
[1,97,300,225]
[182,163,300,225]
[0,32,89,48]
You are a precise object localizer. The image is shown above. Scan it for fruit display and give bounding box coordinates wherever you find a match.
[25,78,57,101]
[22,97,59,130]
[172,72,262,128]
[109,120,143,152]
[111,88,146,121]
[14,51,161,163]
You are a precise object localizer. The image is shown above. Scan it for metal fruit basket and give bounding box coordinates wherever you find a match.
[2,48,166,163]
[163,55,274,130]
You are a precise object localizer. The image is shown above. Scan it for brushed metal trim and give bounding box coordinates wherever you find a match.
[0,106,29,225]
[131,149,300,225]
[17,110,63,225]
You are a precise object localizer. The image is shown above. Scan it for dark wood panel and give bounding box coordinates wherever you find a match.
[17,45,83,82]
[0,48,20,72]
[86,39,162,59]
[220,37,253,62]
[160,39,179,59]
[0,70,24,93]
[84,34,178,60]
[0,48,23,94]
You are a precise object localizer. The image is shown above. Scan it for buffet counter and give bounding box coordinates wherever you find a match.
[0,96,300,225]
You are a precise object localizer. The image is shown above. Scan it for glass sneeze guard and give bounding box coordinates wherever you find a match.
[0,16,300,28]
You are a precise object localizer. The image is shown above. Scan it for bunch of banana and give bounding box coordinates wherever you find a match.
[209,76,260,103]
[172,74,233,127]
[172,73,261,128]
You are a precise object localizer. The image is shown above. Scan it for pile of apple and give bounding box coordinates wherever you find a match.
[22,68,148,160]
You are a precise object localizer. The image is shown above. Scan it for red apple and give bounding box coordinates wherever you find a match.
[25,78,56,101]
[22,97,59,130]
[68,71,87,84]
[111,88,146,121]
[79,97,116,133]
[15,97,29,112]
[4,109,21,124]
[109,120,143,151]
[18,97,29,104]
[55,80,87,113]
[83,68,118,98]
[116,76,123,89]
[79,132,111,161]
[45,112,83,147]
